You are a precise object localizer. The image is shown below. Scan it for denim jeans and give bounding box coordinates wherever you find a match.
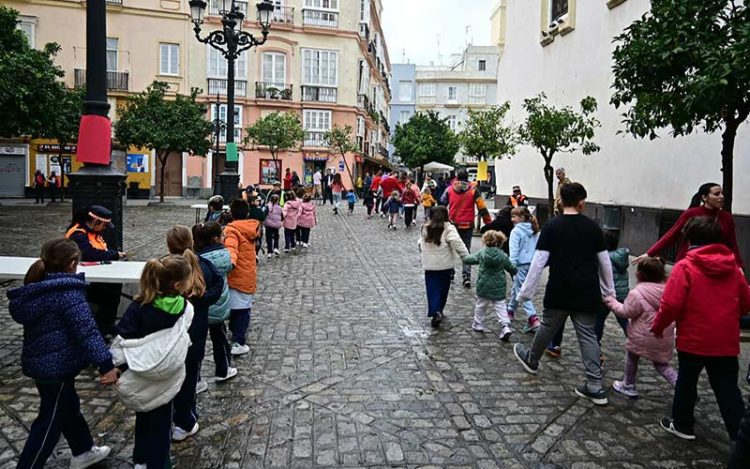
[229,308,251,345]
[507,264,537,319]
[134,402,173,468]
[333,192,342,209]
[425,269,453,317]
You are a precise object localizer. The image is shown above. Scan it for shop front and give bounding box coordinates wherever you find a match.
[0,145,27,197]
[303,154,329,186]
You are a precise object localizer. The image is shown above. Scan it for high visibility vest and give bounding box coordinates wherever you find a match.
[65,223,108,251]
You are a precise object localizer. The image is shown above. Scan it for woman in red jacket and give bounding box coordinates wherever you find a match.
[652,217,750,442]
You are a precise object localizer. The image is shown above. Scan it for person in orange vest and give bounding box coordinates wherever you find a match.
[65,205,126,336]
[507,186,529,208]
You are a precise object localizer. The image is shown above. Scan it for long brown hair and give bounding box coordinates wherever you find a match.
[192,222,223,251]
[24,238,81,285]
[424,206,449,246]
[511,206,540,234]
[166,225,206,298]
[135,255,192,304]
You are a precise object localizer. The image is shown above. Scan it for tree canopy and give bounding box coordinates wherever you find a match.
[325,124,359,186]
[392,110,459,169]
[458,103,518,161]
[244,111,303,180]
[41,87,84,200]
[611,0,750,212]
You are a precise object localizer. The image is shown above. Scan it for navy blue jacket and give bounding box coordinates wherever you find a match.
[8,273,114,380]
[67,224,119,262]
[116,300,184,339]
[185,257,223,362]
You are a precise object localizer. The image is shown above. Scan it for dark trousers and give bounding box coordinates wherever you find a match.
[87,282,122,336]
[48,186,57,203]
[375,197,382,213]
[348,202,355,213]
[295,227,303,242]
[17,379,94,469]
[134,402,173,468]
[173,321,207,431]
[425,269,453,317]
[366,203,374,216]
[34,186,44,204]
[265,227,279,253]
[299,227,311,244]
[672,352,745,438]
[729,405,750,468]
[457,228,473,278]
[404,206,416,227]
[229,308,251,345]
[323,189,333,205]
[209,322,232,377]
[594,303,628,344]
[284,228,296,250]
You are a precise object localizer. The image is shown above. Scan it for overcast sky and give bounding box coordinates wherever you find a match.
[381,0,496,66]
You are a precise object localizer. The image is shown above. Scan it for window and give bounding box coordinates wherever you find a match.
[208,46,247,78]
[399,111,411,124]
[447,86,458,103]
[478,60,486,71]
[260,160,280,185]
[304,0,338,9]
[302,49,338,86]
[447,115,457,132]
[17,16,37,49]
[550,0,568,22]
[211,104,243,141]
[468,83,487,104]
[159,43,180,75]
[262,52,286,87]
[418,83,436,96]
[357,116,365,136]
[359,0,369,22]
[106,38,118,72]
[398,81,413,102]
[303,109,332,146]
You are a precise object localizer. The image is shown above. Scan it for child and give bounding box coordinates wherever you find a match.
[463,230,518,340]
[383,190,402,230]
[193,222,237,385]
[364,189,375,218]
[604,257,675,398]
[418,206,470,328]
[113,255,195,469]
[295,187,307,244]
[224,199,261,355]
[297,193,317,248]
[205,195,229,225]
[166,225,222,442]
[282,191,301,252]
[596,229,630,345]
[346,189,358,215]
[264,194,283,258]
[513,183,615,406]
[8,238,115,469]
[402,182,419,228]
[422,187,436,221]
[652,217,750,441]
[507,206,541,333]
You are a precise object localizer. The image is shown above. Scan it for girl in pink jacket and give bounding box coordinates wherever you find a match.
[297,194,317,248]
[605,257,676,398]
[282,191,301,252]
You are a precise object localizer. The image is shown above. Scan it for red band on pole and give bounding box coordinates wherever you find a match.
[76,115,112,165]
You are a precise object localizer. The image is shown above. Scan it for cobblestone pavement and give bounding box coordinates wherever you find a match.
[0,202,747,468]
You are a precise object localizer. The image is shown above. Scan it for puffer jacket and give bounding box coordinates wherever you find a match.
[606,282,673,364]
[419,223,470,271]
[225,218,261,294]
[263,203,283,229]
[463,247,518,300]
[283,199,302,230]
[297,201,317,228]
[609,248,630,301]
[8,272,114,380]
[199,244,232,323]
[509,222,538,266]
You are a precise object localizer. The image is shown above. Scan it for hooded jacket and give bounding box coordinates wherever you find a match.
[297,201,317,228]
[441,180,492,229]
[652,244,750,357]
[463,247,518,300]
[8,273,114,380]
[263,202,283,229]
[198,244,232,324]
[224,218,261,293]
[606,282,673,364]
[282,199,302,230]
[402,187,419,206]
[509,222,538,266]
[609,248,630,301]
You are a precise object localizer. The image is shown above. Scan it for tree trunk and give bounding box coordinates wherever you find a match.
[543,152,554,219]
[341,150,355,190]
[721,121,737,213]
[159,151,167,203]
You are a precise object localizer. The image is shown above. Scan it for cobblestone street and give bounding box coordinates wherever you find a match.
[0,202,746,468]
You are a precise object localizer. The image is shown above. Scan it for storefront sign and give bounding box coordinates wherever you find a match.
[38,144,77,153]
[303,154,329,162]
[0,146,26,155]
[127,154,149,173]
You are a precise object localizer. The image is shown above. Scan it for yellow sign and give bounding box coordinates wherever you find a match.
[477,161,489,181]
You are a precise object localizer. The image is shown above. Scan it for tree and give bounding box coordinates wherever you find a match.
[518,93,600,214]
[115,81,212,202]
[458,102,518,162]
[324,125,359,188]
[611,0,750,212]
[392,110,459,169]
[244,112,303,184]
[0,6,66,138]
[41,87,84,201]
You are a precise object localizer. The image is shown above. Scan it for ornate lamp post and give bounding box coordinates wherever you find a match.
[189,0,274,201]
[210,94,227,190]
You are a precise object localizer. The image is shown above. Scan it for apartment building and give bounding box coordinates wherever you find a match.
[414,45,500,167]
[387,63,416,165]
[490,0,750,261]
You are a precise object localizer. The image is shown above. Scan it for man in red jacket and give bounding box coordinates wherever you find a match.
[653,216,750,441]
[440,169,492,288]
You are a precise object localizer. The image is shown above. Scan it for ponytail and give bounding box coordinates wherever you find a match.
[181,249,206,299]
[689,182,720,209]
[24,238,80,285]
[136,258,166,304]
[511,206,540,234]
[135,255,192,304]
[166,225,206,299]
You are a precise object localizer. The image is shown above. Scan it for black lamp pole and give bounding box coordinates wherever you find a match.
[212,93,227,190]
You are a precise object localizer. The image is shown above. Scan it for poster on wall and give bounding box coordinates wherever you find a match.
[127,154,148,173]
[35,154,48,177]
[49,156,61,177]
[260,160,279,185]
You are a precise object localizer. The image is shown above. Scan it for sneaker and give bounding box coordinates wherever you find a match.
[613,380,639,398]
[172,423,199,442]
[283,248,289,253]
[513,343,538,375]
[462,277,471,289]
[659,418,696,440]
[231,343,250,356]
[215,367,238,383]
[267,254,273,259]
[523,316,541,334]
[70,446,111,469]
[430,312,443,328]
[574,385,608,406]
[500,325,512,342]
[471,320,484,332]
[134,465,147,469]
[544,345,562,359]
[196,380,208,395]
[507,309,515,320]
[273,248,280,256]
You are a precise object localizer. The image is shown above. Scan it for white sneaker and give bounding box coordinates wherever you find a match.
[231,343,250,356]
[196,380,208,395]
[172,423,199,442]
[215,367,238,383]
[273,248,280,255]
[70,445,110,469]
[134,465,147,469]
[613,380,639,398]
[500,325,513,342]
[267,253,273,259]
[471,320,484,332]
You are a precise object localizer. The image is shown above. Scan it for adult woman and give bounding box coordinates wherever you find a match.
[283,168,292,191]
[47,171,59,203]
[331,173,345,215]
[34,170,45,204]
[291,170,301,189]
[634,183,743,268]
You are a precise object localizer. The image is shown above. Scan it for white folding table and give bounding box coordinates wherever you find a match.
[191,204,230,223]
[0,257,145,284]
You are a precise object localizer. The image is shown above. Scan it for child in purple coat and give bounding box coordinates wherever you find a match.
[263,194,283,258]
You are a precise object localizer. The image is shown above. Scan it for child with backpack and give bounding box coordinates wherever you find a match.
[297,193,317,248]
[507,206,541,334]
[263,194,283,258]
[383,190,402,230]
[282,191,301,252]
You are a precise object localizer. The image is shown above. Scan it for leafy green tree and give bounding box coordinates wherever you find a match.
[0,6,65,138]
[115,81,212,202]
[41,87,84,201]
[392,110,459,169]
[518,93,600,214]
[611,0,750,212]
[244,111,303,183]
[324,125,359,187]
[458,102,518,162]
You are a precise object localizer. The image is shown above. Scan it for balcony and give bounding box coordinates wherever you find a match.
[301,85,337,103]
[302,9,338,28]
[379,145,389,159]
[380,112,390,133]
[359,22,370,40]
[269,6,294,24]
[357,94,374,115]
[209,0,248,16]
[105,0,122,4]
[207,78,247,97]
[255,82,293,100]
[304,131,327,147]
[74,69,129,91]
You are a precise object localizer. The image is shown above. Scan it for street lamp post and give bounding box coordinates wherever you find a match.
[211,94,227,190]
[189,0,274,201]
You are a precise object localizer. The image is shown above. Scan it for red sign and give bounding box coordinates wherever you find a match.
[76,115,111,165]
